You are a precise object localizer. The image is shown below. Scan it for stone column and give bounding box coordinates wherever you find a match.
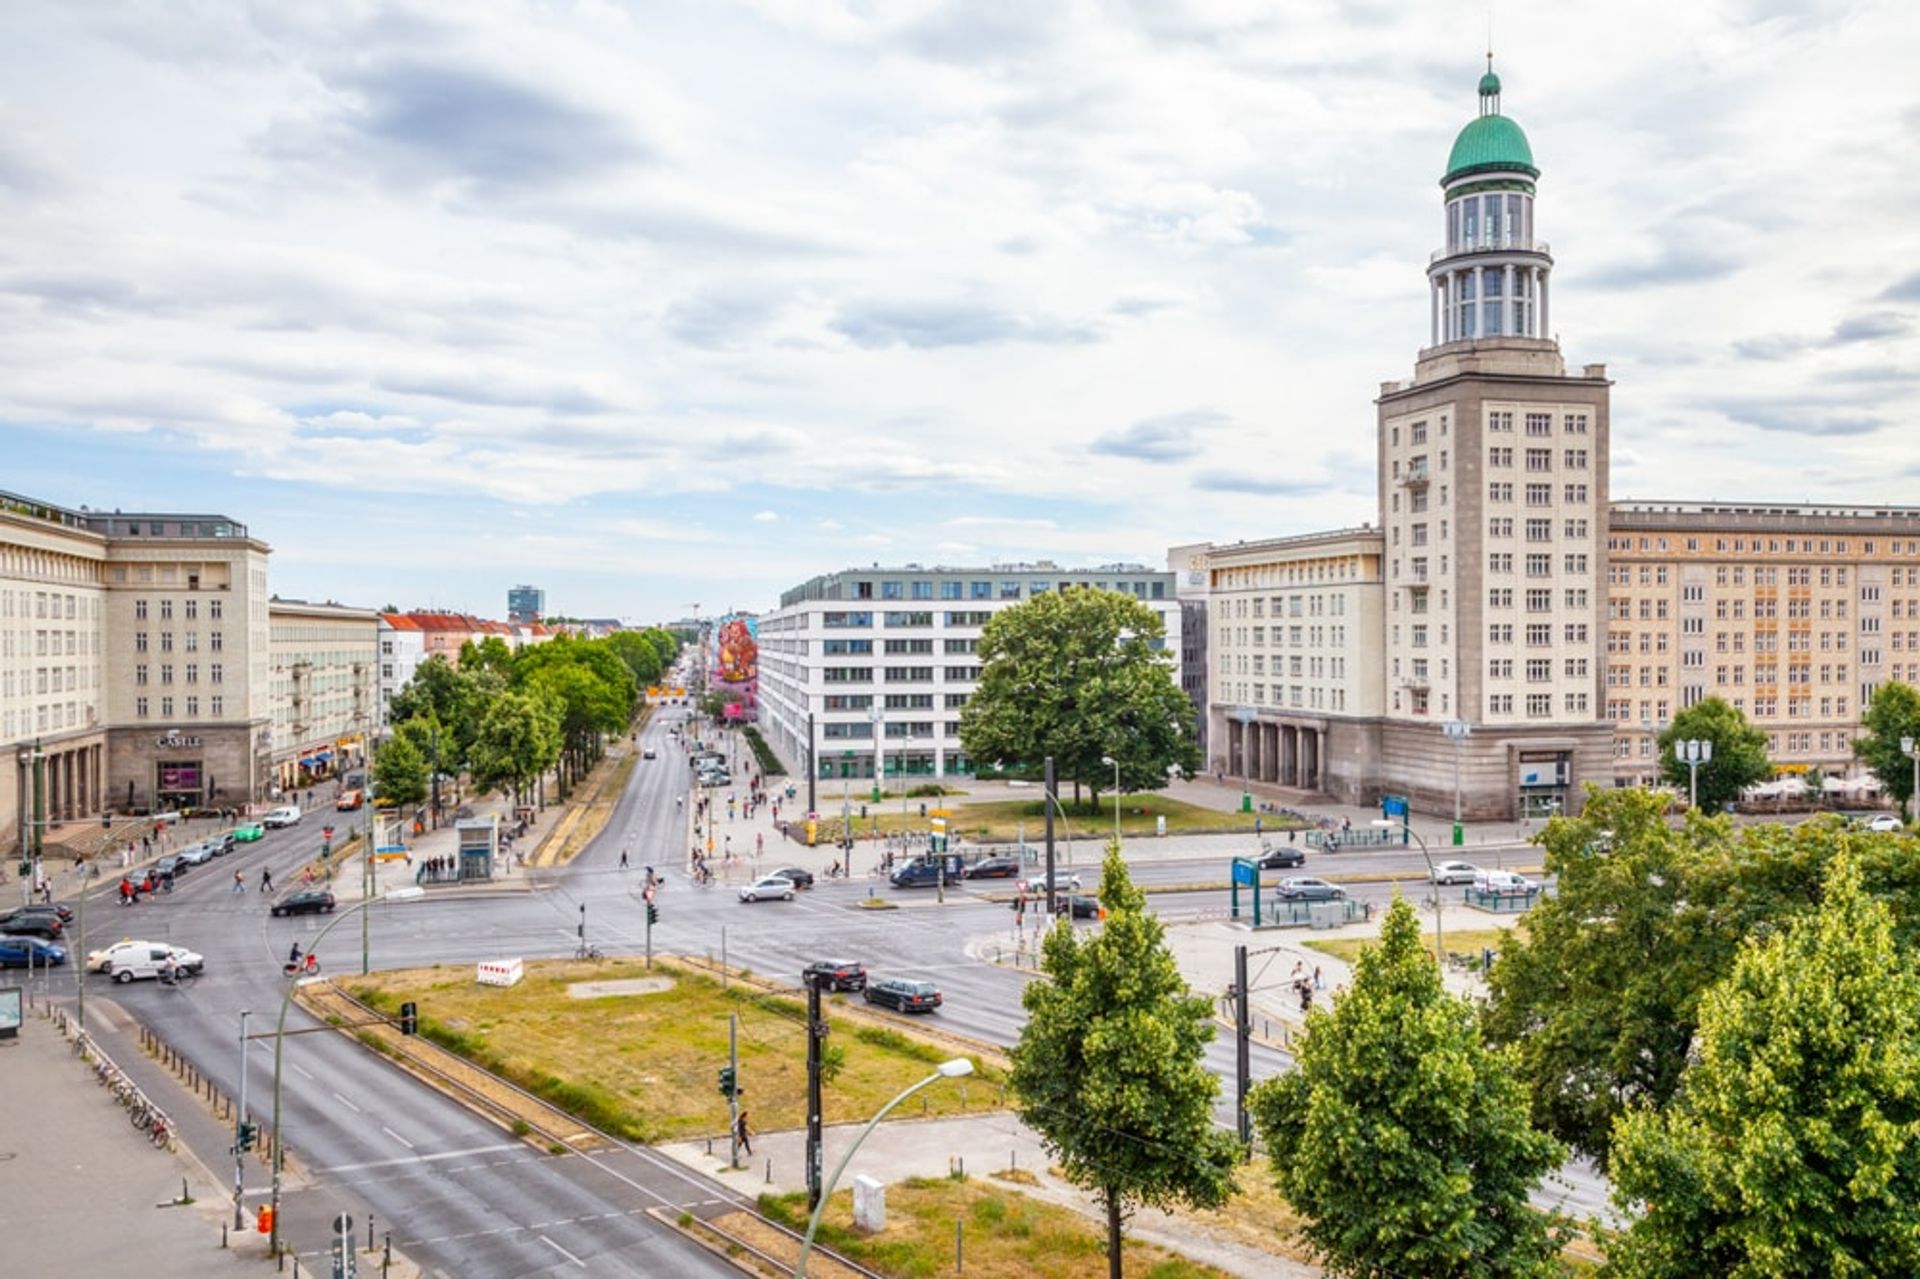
[1540,270,1550,338]
[1504,264,1516,337]
[1246,723,1261,784]
[1431,279,1441,346]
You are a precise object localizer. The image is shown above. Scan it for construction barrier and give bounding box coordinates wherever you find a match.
[476,958,524,987]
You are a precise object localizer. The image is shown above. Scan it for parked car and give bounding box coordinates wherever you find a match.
[262,806,302,829]
[1057,894,1105,919]
[863,977,942,1013]
[1474,869,1536,894]
[803,960,867,991]
[1018,870,1082,895]
[1430,860,1481,885]
[270,888,336,917]
[0,910,64,939]
[232,822,266,843]
[964,856,1021,879]
[697,770,731,788]
[9,902,73,925]
[770,866,816,890]
[1864,812,1904,833]
[154,854,187,879]
[0,936,66,968]
[336,789,365,811]
[1257,846,1306,870]
[101,942,205,983]
[1275,876,1345,902]
[739,875,796,903]
[642,748,657,760]
[209,829,237,854]
[177,841,219,866]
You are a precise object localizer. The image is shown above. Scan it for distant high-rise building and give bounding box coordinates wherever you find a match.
[507,585,545,624]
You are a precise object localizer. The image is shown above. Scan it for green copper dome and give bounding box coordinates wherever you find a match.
[1479,70,1501,95]
[1444,110,1537,183]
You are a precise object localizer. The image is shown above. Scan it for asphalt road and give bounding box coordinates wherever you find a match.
[46,701,1608,1271]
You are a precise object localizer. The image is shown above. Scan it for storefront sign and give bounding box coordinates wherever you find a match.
[156,733,202,749]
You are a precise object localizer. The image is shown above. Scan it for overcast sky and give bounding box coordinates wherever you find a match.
[4,1,1916,621]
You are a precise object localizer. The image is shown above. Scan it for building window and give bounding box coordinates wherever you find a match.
[135,632,148,652]
[135,599,148,620]
[136,696,148,717]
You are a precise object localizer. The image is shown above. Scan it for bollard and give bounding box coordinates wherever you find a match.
[765,1157,772,1184]
[384,1231,392,1276]
[706,1135,713,1156]
[956,1220,963,1273]
[223,1224,229,1249]
[369,1215,375,1250]
[1010,1151,1016,1172]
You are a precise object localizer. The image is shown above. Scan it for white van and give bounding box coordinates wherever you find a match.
[105,942,204,983]
[1474,869,1536,894]
[262,805,302,829]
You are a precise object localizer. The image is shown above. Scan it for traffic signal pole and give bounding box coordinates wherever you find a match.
[806,976,826,1212]
[728,1012,741,1169]
[234,1009,251,1230]
[1233,946,1251,1145]
[1043,756,1057,917]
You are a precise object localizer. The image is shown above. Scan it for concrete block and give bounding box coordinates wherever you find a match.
[853,1174,886,1232]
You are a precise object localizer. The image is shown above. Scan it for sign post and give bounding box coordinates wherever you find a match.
[1229,857,1262,927]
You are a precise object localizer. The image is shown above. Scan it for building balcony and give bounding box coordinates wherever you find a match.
[1429,239,1551,265]
[1399,464,1430,488]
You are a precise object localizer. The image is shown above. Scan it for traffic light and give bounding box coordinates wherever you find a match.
[717,1066,737,1098]
[236,1121,259,1151]
[399,1001,418,1036]
[646,903,659,926]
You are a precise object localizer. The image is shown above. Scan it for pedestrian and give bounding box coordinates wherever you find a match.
[260,867,274,893]
[1313,965,1324,992]
[1255,815,1263,838]
[735,1110,752,1156]
[1298,981,1313,1014]
[142,833,152,857]
[232,869,245,894]
[755,833,764,857]
[620,847,630,870]
[1288,827,1296,844]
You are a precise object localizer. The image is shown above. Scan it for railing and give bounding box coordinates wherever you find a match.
[1463,884,1541,912]
[1430,239,1551,264]
[1305,827,1399,849]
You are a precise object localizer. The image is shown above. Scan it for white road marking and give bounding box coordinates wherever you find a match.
[291,1062,315,1081]
[331,1091,362,1113]
[539,1234,587,1268]
[315,1142,524,1174]
[381,1125,415,1150]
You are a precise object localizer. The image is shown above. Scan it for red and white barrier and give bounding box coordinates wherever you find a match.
[476,958,524,987]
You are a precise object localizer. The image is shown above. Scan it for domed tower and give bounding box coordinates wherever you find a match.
[1371,61,1612,823]
[1428,63,1551,346]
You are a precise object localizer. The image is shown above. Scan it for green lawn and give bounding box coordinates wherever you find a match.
[1303,926,1521,966]
[810,793,1285,844]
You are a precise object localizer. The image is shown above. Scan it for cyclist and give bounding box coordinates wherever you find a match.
[158,952,178,985]
[288,942,303,969]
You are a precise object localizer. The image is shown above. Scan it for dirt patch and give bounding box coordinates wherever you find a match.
[567,976,674,1000]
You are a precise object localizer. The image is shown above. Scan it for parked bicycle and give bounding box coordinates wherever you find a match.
[573,941,604,961]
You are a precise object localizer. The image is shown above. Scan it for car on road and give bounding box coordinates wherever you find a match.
[1430,860,1481,885]
[864,977,942,1013]
[269,888,336,917]
[803,960,867,991]
[890,859,961,889]
[9,902,73,925]
[100,942,205,983]
[1057,894,1105,919]
[697,770,731,788]
[1474,869,1536,894]
[88,938,162,972]
[0,909,64,939]
[178,840,219,866]
[1864,812,1905,833]
[0,936,66,968]
[154,854,187,880]
[232,821,265,843]
[262,806,302,829]
[1275,876,1345,902]
[964,856,1021,879]
[642,748,657,760]
[738,875,796,903]
[336,789,365,811]
[1019,870,1082,895]
[1257,846,1306,870]
[769,866,816,890]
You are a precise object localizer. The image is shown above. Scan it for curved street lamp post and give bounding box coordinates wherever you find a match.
[1374,815,1442,966]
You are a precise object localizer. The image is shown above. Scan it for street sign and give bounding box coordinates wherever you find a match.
[1382,794,1409,818]
[1230,857,1259,887]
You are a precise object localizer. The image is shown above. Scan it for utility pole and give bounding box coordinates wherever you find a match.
[1043,756,1057,917]
[805,974,826,1211]
[806,710,817,816]
[728,1011,741,1168]
[1232,945,1252,1145]
[234,1009,251,1229]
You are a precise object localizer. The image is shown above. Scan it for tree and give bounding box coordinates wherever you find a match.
[387,656,485,766]
[370,732,428,813]
[605,630,665,687]
[961,589,1199,808]
[460,635,517,681]
[1253,894,1567,1278]
[1657,696,1771,812]
[468,690,562,807]
[1607,855,1920,1278]
[1854,680,1920,819]
[1009,843,1239,1278]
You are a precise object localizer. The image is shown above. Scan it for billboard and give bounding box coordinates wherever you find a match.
[711,614,759,721]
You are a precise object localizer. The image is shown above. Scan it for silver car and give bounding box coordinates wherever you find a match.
[1276,876,1345,901]
[738,875,796,903]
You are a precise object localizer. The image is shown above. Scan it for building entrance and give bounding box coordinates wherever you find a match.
[156,760,205,811]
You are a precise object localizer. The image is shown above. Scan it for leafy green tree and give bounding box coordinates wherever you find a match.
[605,630,665,687]
[1657,696,1771,812]
[1009,843,1239,1278]
[961,589,1198,807]
[387,656,485,766]
[394,714,457,777]
[1854,680,1920,819]
[1607,855,1920,1278]
[1254,894,1567,1278]
[370,732,428,812]
[468,690,562,806]
[460,635,516,681]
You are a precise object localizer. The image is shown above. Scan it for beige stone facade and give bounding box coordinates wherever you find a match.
[1605,503,1920,788]
[268,600,379,793]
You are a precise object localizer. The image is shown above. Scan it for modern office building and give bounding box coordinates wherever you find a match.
[267,599,380,793]
[758,563,1180,782]
[507,584,545,625]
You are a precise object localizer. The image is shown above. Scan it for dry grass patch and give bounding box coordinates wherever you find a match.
[762,1177,1232,1279]
[349,960,1006,1143]
[814,794,1279,844]
[1303,925,1521,967]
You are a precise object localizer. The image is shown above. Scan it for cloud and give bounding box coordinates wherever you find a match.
[1881,273,1920,303]
[1191,470,1340,496]
[1110,182,1280,248]
[1089,409,1227,462]
[1576,246,1744,292]
[1709,400,1885,438]
[753,510,778,522]
[829,300,1099,349]
[1733,311,1913,361]
[1830,312,1910,344]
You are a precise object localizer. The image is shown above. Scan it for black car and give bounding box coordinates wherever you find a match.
[0,910,64,939]
[154,854,188,879]
[270,888,336,917]
[771,866,816,890]
[803,960,867,992]
[864,978,942,1013]
[965,856,1021,879]
[8,902,74,925]
[1058,894,1104,919]
[1258,847,1306,870]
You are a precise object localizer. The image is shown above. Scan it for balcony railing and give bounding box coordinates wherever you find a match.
[1430,239,1551,264]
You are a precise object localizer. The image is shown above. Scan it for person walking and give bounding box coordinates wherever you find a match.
[619,847,630,870]
[260,867,274,893]
[735,1110,752,1157]
[232,868,246,895]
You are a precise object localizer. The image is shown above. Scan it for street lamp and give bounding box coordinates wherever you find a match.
[869,705,883,804]
[794,1058,974,1277]
[1099,755,1121,844]
[1678,738,1713,812]
[1374,816,1443,967]
[1231,706,1257,814]
[1441,720,1471,847]
[1902,735,1919,824]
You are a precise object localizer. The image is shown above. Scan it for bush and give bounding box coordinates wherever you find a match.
[741,726,787,777]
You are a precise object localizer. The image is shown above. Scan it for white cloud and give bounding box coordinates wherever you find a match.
[753,509,778,522]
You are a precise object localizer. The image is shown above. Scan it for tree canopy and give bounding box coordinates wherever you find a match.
[960,588,1198,804]
[1657,696,1771,811]
[1253,894,1567,1278]
[1854,680,1920,819]
[1009,842,1239,1278]
[467,690,561,804]
[1607,855,1920,1278]
[370,731,428,811]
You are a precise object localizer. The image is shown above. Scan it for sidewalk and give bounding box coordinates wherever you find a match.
[324,794,531,906]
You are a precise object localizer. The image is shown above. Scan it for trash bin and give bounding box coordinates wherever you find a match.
[1156,815,1167,837]
[256,1205,274,1234]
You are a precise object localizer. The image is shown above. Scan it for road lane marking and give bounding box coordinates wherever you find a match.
[317,1143,524,1173]
[382,1125,416,1150]
[291,1062,315,1081]
[539,1234,587,1268]
[332,1091,363,1113]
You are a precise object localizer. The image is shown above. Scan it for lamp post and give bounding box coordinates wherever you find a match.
[1374,816,1442,966]
[1678,738,1713,812]
[869,706,883,804]
[1231,706,1257,814]
[794,1059,974,1278]
[1441,720,1471,847]
[1903,735,1919,824]
[1099,755,1121,845]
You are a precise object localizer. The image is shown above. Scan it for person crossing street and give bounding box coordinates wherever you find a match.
[259,867,274,893]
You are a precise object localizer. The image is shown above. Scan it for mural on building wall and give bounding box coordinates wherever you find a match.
[712,614,759,720]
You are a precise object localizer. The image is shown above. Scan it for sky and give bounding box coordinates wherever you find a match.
[3,1,1917,622]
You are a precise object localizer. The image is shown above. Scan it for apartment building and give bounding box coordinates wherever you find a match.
[1606,503,1920,786]
[377,613,428,728]
[268,599,379,792]
[759,563,1180,782]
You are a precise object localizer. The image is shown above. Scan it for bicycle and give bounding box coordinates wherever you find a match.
[158,966,197,991]
[573,942,604,961]
[147,1111,174,1151]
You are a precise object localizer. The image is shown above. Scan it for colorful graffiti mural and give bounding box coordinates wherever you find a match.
[711,614,759,720]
